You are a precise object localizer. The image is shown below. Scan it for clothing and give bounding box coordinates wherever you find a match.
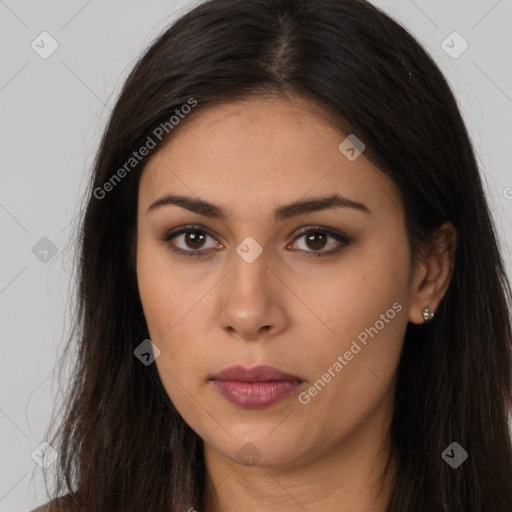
[29,504,50,512]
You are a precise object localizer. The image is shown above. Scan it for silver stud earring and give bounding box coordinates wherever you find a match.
[422,305,435,321]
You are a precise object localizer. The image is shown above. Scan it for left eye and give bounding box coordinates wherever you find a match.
[289,228,351,256]
[162,225,351,257]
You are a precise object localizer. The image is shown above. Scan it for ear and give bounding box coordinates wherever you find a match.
[408,222,457,325]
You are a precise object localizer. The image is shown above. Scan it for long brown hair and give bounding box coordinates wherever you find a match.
[41,0,512,510]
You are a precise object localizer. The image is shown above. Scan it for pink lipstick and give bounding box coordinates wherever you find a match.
[210,364,304,409]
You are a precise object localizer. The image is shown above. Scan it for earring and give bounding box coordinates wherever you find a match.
[422,305,435,321]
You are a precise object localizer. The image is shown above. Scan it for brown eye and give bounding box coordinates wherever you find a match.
[183,231,207,250]
[290,228,351,257]
[304,232,328,251]
[163,226,220,256]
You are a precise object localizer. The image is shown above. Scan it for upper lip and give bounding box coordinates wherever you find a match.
[210,364,303,382]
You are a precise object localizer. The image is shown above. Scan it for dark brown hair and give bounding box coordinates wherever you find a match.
[40,0,512,510]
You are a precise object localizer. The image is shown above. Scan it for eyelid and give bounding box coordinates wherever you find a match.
[290,225,351,243]
[161,224,351,257]
[288,226,351,257]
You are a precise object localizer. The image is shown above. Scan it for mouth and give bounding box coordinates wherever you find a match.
[209,364,304,409]
[209,364,304,383]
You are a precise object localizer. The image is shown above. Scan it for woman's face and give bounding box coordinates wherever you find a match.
[136,95,419,468]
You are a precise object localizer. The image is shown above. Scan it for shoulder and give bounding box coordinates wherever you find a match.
[29,506,50,512]
[29,496,72,512]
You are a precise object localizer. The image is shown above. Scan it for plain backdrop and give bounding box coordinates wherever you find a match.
[0,1,511,510]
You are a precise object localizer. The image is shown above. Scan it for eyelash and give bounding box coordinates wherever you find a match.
[161,224,352,258]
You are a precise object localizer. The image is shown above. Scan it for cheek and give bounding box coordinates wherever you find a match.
[138,265,202,412]
[137,239,190,339]
[136,242,208,382]
[313,244,409,343]
[298,296,406,446]
[300,238,409,407]
[303,277,407,400]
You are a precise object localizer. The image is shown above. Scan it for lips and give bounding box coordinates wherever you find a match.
[209,364,303,383]
[209,364,304,409]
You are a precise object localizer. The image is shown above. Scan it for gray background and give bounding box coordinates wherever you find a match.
[1,1,511,510]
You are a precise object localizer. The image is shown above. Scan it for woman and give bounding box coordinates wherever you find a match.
[32,0,512,510]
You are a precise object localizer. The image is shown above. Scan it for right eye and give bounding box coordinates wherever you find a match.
[162,225,222,257]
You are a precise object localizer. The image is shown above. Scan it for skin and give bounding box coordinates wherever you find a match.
[136,95,457,512]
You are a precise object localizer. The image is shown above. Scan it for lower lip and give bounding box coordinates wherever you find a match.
[211,380,302,408]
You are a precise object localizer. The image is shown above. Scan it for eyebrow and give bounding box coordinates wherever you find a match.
[147,193,370,221]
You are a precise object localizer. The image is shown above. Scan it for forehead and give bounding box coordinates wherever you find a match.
[139,96,402,218]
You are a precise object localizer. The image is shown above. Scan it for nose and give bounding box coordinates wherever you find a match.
[216,251,288,341]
